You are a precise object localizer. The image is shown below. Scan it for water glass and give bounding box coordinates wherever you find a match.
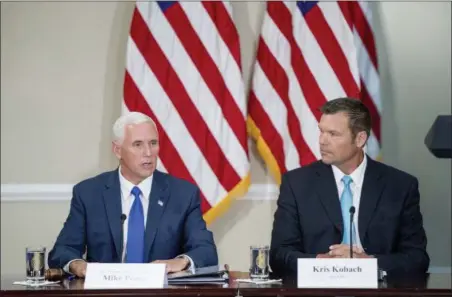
[26,247,46,283]
[249,245,269,280]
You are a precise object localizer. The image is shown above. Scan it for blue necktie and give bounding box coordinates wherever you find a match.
[125,186,145,263]
[340,176,356,244]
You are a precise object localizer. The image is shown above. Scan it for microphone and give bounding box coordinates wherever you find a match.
[349,206,355,258]
[120,214,127,262]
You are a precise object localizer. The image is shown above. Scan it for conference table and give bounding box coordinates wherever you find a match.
[1,271,451,297]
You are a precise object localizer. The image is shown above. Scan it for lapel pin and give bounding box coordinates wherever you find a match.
[158,200,164,206]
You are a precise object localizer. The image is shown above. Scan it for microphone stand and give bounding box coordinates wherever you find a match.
[120,214,127,263]
[349,206,355,258]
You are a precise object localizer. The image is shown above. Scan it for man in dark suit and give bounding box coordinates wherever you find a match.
[270,97,429,278]
[48,112,218,277]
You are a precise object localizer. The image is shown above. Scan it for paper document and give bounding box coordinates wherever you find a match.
[235,278,282,284]
[167,265,229,284]
[13,280,60,287]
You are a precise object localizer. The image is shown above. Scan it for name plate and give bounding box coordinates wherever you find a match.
[297,258,378,288]
[84,263,167,289]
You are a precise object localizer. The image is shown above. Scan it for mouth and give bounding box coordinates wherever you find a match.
[320,150,332,156]
[142,162,153,168]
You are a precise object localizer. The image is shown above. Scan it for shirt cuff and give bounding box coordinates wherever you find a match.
[177,255,195,273]
[63,259,85,274]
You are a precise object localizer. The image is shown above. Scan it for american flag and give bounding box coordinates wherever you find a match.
[123,1,250,224]
[248,1,381,184]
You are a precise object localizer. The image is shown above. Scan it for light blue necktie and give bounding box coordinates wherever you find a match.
[125,186,145,263]
[340,176,356,245]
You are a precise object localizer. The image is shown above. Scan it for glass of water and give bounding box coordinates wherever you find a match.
[26,247,46,283]
[249,245,269,280]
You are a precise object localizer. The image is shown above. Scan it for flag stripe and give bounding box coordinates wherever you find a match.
[354,31,382,113]
[248,91,287,172]
[125,35,227,207]
[201,1,242,69]
[338,1,378,70]
[257,38,316,167]
[123,71,212,213]
[338,1,381,145]
[292,6,348,102]
[271,2,326,165]
[253,62,301,170]
[269,2,324,122]
[301,4,361,98]
[262,11,320,163]
[248,1,381,182]
[181,2,246,118]
[317,2,360,88]
[357,1,375,33]
[366,131,380,159]
[360,82,381,142]
[252,7,300,170]
[145,3,248,179]
[131,6,241,192]
[124,1,249,222]
[162,3,248,151]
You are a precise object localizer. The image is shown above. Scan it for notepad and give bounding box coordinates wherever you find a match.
[13,280,60,287]
[235,278,282,284]
[167,265,229,284]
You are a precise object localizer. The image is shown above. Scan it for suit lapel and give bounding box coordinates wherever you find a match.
[358,157,385,242]
[102,169,123,260]
[315,163,343,233]
[144,171,169,261]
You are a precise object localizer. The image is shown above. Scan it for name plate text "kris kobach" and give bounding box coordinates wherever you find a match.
[297,258,378,288]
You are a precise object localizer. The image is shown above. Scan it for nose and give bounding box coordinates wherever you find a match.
[143,144,152,156]
[319,132,328,146]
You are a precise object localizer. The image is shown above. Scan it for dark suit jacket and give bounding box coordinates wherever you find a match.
[270,157,429,277]
[48,169,218,269]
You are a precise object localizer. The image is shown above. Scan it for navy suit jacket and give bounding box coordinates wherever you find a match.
[270,157,429,277]
[48,169,218,269]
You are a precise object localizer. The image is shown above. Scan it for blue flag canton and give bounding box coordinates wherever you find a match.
[296,1,318,15]
[157,1,177,13]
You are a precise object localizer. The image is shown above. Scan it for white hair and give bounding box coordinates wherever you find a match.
[112,112,157,143]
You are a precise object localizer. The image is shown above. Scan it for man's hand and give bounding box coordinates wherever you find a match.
[69,260,87,278]
[316,253,334,258]
[329,244,363,258]
[353,250,374,258]
[151,257,189,273]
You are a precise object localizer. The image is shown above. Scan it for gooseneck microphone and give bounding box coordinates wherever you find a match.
[120,214,127,262]
[349,206,355,258]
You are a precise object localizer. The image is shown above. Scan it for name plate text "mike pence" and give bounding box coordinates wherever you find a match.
[297,258,378,288]
[84,263,167,289]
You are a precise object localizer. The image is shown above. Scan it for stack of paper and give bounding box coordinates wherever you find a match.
[235,278,282,285]
[167,265,229,285]
[13,280,60,287]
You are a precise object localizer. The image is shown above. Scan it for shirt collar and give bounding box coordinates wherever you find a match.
[118,166,153,200]
[331,154,367,187]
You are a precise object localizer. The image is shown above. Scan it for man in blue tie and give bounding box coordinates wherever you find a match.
[48,112,218,277]
[270,97,429,278]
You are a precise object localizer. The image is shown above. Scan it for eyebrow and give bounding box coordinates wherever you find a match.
[132,139,158,143]
[319,126,341,133]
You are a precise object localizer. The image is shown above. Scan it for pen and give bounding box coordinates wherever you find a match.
[67,275,76,281]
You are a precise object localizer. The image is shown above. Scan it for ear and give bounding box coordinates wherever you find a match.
[112,141,121,159]
[355,131,368,149]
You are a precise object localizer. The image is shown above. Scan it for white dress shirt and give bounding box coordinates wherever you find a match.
[118,168,194,269]
[118,168,152,262]
[331,155,368,250]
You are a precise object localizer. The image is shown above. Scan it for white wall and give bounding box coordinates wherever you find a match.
[1,2,450,275]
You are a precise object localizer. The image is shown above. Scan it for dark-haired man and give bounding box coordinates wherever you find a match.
[270,97,429,278]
